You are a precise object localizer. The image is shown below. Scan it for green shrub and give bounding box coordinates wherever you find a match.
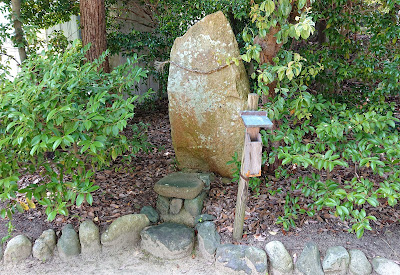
[262,91,399,237]
[0,41,151,221]
[231,0,400,238]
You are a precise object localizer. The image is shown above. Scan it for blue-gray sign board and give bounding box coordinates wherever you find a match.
[240,111,273,129]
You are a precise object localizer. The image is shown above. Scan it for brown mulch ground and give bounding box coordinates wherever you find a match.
[1,98,399,263]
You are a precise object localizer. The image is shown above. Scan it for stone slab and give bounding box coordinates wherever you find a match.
[141,223,194,259]
[154,172,204,199]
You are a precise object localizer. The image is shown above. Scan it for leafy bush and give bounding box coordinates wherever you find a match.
[232,0,400,238]
[107,0,251,96]
[0,41,150,221]
[261,91,399,237]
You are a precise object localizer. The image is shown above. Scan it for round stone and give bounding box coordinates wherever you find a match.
[140,223,194,259]
[154,173,204,199]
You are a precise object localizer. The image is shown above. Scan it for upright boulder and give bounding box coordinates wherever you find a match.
[57,224,81,259]
[32,229,56,262]
[79,220,102,257]
[101,214,149,251]
[168,11,250,177]
[3,235,32,264]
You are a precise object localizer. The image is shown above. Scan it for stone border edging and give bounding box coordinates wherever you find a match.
[1,213,399,275]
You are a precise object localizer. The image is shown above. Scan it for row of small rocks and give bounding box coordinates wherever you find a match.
[1,214,150,264]
[1,213,400,275]
[194,221,400,275]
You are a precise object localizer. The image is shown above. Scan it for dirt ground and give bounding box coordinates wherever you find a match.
[0,99,399,274]
[0,247,219,275]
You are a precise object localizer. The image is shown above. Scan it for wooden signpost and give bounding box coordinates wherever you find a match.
[233,93,273,240]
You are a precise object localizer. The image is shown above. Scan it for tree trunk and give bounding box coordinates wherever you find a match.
[80,0,110,73]
[254,27,282,101]
[11,0,27,63]
[254,27,283,173]
[317,19,327,44]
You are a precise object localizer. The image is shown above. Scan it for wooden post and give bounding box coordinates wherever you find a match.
[233,93,259,240]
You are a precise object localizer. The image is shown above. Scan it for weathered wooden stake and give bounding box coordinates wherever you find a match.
[233,93,259,240]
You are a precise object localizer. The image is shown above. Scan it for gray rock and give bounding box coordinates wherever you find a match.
[195,214,217,225]
[170,198,183,215]
[198,173,213,191]
[154,173,204,199]
[322,246,349,275]
[140,223,194,259]
[3,235,32,264]
[372,257,400,275]
[184,191,207,217]
[101,214,149,250]
[79,220,101,257]
[0,244,3,260]
[161,207,195,227]
[57,224,81,259]
[168,12,250,178]
[196,221,220,260]
[156,195,170,215]
[265,241,293,274]
[349,249,372,275]
[140,205,159,223]
[295,242,324,275]
[32,229,56,262]
[215,244,268,275]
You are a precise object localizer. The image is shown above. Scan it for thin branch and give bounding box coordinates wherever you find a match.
[0,52,21,66]
[108,6,154,23]
[111,15,155,29]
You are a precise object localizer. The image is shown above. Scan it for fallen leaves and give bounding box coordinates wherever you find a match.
[4,98,400,246]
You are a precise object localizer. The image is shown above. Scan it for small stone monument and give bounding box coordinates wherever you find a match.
[154,172,210,227]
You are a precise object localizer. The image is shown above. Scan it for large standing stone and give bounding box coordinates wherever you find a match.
[3,235,32,264]
[101,214,149,250]
[265,241,293,274]
[57,224,81,259]
[32,229,56,262]
[168,11,250,178]
[349,249,372,275]
[322,246,349,275]
[215,244,268,275]
[196,221,220,260]
[295,242,324,275]
[79,220,102,257]
[140,223,194,259]
[372,257,400,275]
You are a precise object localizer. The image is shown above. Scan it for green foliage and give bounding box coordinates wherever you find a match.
[306,0,400,99]
[0,41,151,221]
[0,0,79,65]
[107,0,251,96]
[259,86,400,237]
[0,0,79,29]
[240,0,317,98]
[232,0,400,238]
